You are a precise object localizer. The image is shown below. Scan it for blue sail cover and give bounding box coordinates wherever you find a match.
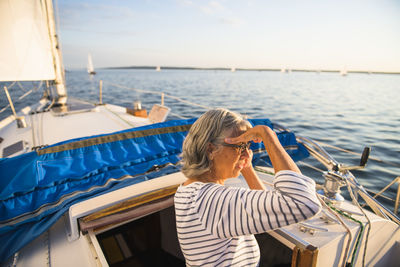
[0,118,309,262]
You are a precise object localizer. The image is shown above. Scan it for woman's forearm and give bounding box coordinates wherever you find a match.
[241,166,266,190]
[259,126,301,174]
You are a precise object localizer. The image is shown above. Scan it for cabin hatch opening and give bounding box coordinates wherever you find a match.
[96,206,185,266]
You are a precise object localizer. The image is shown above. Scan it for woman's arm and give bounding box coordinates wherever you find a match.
[241,163,266,190]
[194,174,321,239]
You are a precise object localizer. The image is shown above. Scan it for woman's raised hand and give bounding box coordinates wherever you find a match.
[226,125,301,174]
[225,125,267,144]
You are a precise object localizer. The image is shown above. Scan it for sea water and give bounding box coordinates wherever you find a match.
[1,69,399,208]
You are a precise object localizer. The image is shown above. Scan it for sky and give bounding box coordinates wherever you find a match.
[57,0,400,72]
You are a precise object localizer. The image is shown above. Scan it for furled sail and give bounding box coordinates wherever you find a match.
[0,0,56,81]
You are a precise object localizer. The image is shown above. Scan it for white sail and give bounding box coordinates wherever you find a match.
[87,53,95,74]
[0,0,56,82]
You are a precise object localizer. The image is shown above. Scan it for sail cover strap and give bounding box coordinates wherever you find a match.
[0,118,308,262]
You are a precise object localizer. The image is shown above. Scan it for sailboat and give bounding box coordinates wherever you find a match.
[87,53,96,75]
[340,66,348,76]
[1,1,400,266]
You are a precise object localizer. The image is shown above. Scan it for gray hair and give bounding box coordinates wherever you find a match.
[181,108,251,178]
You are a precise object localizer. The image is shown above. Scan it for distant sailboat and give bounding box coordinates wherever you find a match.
[156,66,161,71]
[231,67,236,72]
[339,65,348,76]
[87,54,96,75]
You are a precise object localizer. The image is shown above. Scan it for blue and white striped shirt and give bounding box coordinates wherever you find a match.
[174,170,321,267]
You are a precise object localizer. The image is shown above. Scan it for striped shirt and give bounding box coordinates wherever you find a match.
[174,170,321,267]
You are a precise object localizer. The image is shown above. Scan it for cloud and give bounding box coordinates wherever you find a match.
[200,1,225,14]
[219,17,244,26]
[181,0,245,26]
[176,0,194,6]
[59,2,136,27]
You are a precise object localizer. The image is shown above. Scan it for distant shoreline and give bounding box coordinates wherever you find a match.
[102,66,400,75]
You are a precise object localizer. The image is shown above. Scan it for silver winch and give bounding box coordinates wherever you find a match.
[318,147,371,205]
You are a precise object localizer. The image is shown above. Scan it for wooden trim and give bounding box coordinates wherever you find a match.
[80,196,174,233]
[81,184,179,223]
[292,245,318,267]
[126,108,148,118]
[38,124,192,155]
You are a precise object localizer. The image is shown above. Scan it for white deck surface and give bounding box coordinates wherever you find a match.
[0,99,151,157]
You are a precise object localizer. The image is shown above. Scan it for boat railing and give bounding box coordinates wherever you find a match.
[0,81,43,115]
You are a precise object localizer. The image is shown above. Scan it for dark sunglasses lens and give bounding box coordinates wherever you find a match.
[239,143,251,152]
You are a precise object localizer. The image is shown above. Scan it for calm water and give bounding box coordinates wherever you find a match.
[1,69,400,208]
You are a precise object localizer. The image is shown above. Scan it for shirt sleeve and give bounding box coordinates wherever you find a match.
[194,170,322,238]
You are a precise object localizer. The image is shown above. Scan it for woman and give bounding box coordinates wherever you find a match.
[174,108,321,266]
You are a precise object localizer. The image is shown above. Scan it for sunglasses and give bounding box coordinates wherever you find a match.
[222,142,251,153]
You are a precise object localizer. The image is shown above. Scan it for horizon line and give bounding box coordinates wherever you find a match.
[67,65,400,75]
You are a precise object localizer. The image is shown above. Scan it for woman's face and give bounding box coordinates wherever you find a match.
[210,129,251,180]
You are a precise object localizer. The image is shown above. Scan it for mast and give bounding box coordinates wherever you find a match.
[44,0,67,105]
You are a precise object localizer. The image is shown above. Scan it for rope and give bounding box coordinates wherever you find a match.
[345,181,370,267]
[298,160,325,173]
[327,202,365,267]
[169,111,188,119]
[369,176,400,200]
[318,195,352,267]
[0,105,9,114]
[315,140,400,168]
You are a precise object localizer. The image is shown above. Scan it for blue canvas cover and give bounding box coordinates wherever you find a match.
[0,118,309,262]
